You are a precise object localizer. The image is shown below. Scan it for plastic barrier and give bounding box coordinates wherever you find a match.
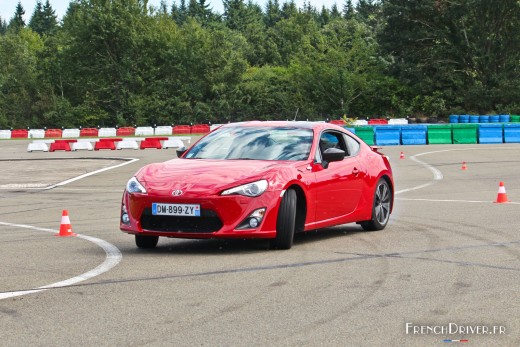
[162,138,185,149]
[98,128,117,137]
[173,125,191,134]
[28,129,45,139]
[140,138,162,149]
[354,126,375,145]
[478,124,503,144]
[368,119,388,125]
[449,115,459,123]
[375,126,401,146]
[329,120,346,126]
[353,120,368,126]
[94,138,119,150]
[72,140,94,151]
[511,115,520,123]
[427,124,452,144]
[11,129,28,138]
[388,118,408,125]
[469,115,480,123]
[63,129,80,138]
[80,128,99,137]
[210,124,223,131]
[458,115,470,123]
[27,141,49,152]
[117,139,139,150]
[49,139,76,152]
[192,124,210,134]
[117,127,136,136]
[452,124,478,144]
[154,126,173,136]
[135,127,154,136]
[343,127,355,134]
[0,130,11,139]
[499,114,510,123]
[489,115,500,123]
[401,125,427,145]
[504,124,520,143]
[479,116,490,123]
[45,129,63,138]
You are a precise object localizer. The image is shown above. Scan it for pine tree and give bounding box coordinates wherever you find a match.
[29,1,46,35]
[265,0,281,27]
[8,2,26,31]
[343,0,354,19]
[42,0,57,34]
[0,17,8,35]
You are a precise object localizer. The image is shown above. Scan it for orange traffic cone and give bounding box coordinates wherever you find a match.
[461,161,467,170]
[400,151,405,159]
[494,182,510,203]
[56,210,77,237]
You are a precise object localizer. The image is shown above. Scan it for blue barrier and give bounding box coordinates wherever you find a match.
[478,124,503,144]
[504,124,520,143]
[375,126,401,146]
[344,127,355,134]
[459,115,470,123]
[479,115,489,123]
[401,125,427,145]
[499,114,510,123]
[449,115,459,123]
[469,115,480,123]
[489,115,500,123]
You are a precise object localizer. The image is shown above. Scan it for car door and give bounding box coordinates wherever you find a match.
[313,131,364,222]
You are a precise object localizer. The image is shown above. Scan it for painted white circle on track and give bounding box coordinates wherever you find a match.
[0,221,122,300]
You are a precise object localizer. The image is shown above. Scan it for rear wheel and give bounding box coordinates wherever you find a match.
[135,235,159,249]
[270,189,297,250]
[361,178,392,231]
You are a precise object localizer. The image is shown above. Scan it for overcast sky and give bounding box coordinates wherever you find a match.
[1,0,345,23]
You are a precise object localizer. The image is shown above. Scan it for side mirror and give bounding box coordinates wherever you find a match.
[322,148,345,163]
[176,146,187,158]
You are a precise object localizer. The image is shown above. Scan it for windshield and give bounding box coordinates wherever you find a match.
[184,126,314,161]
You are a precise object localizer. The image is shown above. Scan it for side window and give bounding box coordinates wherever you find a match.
[319,131,349,157]
[344,134,360,157]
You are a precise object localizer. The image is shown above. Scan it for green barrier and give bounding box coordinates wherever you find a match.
[354,126,375,145]
[427,124,452,144]
[452,124,478,144]
[511,115,520,123]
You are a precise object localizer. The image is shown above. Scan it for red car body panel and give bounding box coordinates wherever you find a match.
[120,121,393,240]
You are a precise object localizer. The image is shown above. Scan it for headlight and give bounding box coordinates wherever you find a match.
[126,177,147,194]
[221,180,268,197]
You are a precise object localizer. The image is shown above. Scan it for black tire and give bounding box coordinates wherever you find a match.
[135,235,159,249]
[360,178,392,231]
[270,189,297,250]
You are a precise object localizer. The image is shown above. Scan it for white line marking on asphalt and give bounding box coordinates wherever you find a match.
[0,221,122,300]
[396,198,520,205]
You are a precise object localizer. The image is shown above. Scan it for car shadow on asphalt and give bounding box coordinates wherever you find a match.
[123,224,364,255]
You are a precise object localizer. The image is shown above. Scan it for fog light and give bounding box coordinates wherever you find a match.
[121,204,130,224]
[249,218,259,228]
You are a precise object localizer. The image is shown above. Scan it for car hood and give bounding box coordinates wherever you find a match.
[136,159,293,195]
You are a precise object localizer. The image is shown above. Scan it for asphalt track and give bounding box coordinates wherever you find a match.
[0,140,519,346]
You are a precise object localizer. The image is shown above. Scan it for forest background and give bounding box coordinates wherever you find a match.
[1,0,519,128]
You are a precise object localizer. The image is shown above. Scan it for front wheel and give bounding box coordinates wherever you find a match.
[135,235,159,249]
[360,178,392,231]
[270,189,297,250]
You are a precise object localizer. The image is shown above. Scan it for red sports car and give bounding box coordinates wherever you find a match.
[120,121,393,249]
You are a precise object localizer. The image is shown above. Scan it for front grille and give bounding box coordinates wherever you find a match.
[140,208,223,233]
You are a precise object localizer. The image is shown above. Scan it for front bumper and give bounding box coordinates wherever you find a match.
[120,190,281,239]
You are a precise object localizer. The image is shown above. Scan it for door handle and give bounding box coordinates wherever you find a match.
[352,168,360,175]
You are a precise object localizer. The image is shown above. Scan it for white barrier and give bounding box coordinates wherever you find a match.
[353,120,368,126]
[210,124,223,131]
[388,118,409,125]
[72,141,93,151]
[135,127,154,136]
[117,140,139,150]
[0,130,11,139]
[28,129,45,139]
[27,142,49,152]
[170,136,191,145]
[162,138,185,149]
[63,129,80,138]
[98,128,117,137]
[154,126,172,136]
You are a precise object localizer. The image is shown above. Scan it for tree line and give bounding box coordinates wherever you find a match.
[1,0,519,128]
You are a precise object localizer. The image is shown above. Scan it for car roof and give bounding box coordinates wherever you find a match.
[220,121,342,131]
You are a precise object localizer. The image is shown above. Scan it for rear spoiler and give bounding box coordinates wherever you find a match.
[370,146,383,153]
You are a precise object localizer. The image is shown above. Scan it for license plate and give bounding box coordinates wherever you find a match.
[152,203,200,217]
